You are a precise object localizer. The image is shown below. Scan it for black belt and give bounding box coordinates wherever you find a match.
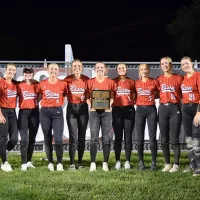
[113,105,134,109]
[68,102,86,107]
[161,103,179,106]
[137,105,155,107]
[43,106,60,109]
[1,107,15,110]
[183,103,198,106]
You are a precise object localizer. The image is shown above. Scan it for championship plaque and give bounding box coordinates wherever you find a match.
[92,90,110,109]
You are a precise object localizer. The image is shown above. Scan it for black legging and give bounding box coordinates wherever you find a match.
[158,104,181,165]
[18,108,39,164]
[112,106,135,162]
[135,105,157,163]
[67,102,89,165]
[40,107,64,164]
[0,108,18,163]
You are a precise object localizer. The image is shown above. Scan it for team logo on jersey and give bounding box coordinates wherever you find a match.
[181,84,192,93]
[137,88,151,95]
[70,85,85,94]
[161,84,175,93]
[116,87,130,95]
[22,91,37,100]
[7,90,17,98]
[45,90,59,99]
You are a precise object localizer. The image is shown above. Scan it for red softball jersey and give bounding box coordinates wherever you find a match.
[135,78,160,106]
[112,77,135,106]
[36,79,68,107]
[86,77,116,99]
[17,81,39,109]
[181,72,200,104]
[0,78,18,108]
[64,74,89,104]
[157,74,183,104]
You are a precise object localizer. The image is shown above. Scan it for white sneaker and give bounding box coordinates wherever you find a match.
[124,161,131,170]
[90,162,96,172]
[115,160,121,170]
[69,164,76,170]
[162,164,172,172]
[102,162,109,172]
[26,162,36,169]
[169,164,180,173]
[21,164,28,171]
[1,161,13,172]
[57,163,64,171]
[183,165,192,173]
[48,163,54,171]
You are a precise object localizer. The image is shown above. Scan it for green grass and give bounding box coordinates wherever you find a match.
[0,152,199,200]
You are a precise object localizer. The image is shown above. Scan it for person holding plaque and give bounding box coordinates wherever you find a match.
[180,56,200,176]
[86,62,115,171]
[135,64,160,171]
[157,57,183,173]
[36,63,68,172]
[112,63,135,170]
[64,59,89,170]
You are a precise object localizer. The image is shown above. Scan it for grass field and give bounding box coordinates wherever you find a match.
[0,152,199,200]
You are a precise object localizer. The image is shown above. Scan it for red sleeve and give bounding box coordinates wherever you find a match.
[155,79,160,91]
[197,74,200,104]
[64,76,69,83]
[179,75,184,84]
[64,82,68,95]
[0,81,2,96]
[86,79,92,99]
[16,84,21,95]
[110,80,116,99]
[36,82,42,94]
[132,79,135,92]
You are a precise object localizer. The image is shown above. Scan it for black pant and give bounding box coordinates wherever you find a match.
[18,108,40,164]
[67,102,89,165]
[112,106,135,162]
[182,103,200,138]
[40,107,64,164]
[90,110,112,163]
[158,104,181,165]
[182,103,200,170]
[0,108,18,163]
[135,105,157,163]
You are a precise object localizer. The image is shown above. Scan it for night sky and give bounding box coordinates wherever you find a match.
[0,0,193,62]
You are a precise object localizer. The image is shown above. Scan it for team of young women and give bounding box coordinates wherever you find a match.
[0,56,200,177]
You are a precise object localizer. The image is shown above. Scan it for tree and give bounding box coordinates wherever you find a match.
[167,0,200,59]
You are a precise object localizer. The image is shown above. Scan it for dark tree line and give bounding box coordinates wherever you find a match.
[167,0,200,60]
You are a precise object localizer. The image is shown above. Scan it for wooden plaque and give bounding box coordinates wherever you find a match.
[91,90,110,110]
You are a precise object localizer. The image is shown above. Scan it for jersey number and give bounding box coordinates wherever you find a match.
[189,94,195,101]
[149,96,152,101]
[171,94,175,100]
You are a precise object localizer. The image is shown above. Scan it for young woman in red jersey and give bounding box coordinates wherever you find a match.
[17,67,40,171]
[0,64,18,172]
[37,63,68,172]
[157,56,183,172]
[112,63,135,170]
[180,56,200,176]
[86,62,115,172]
[135,64,160,171]
[64,60,89,170]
